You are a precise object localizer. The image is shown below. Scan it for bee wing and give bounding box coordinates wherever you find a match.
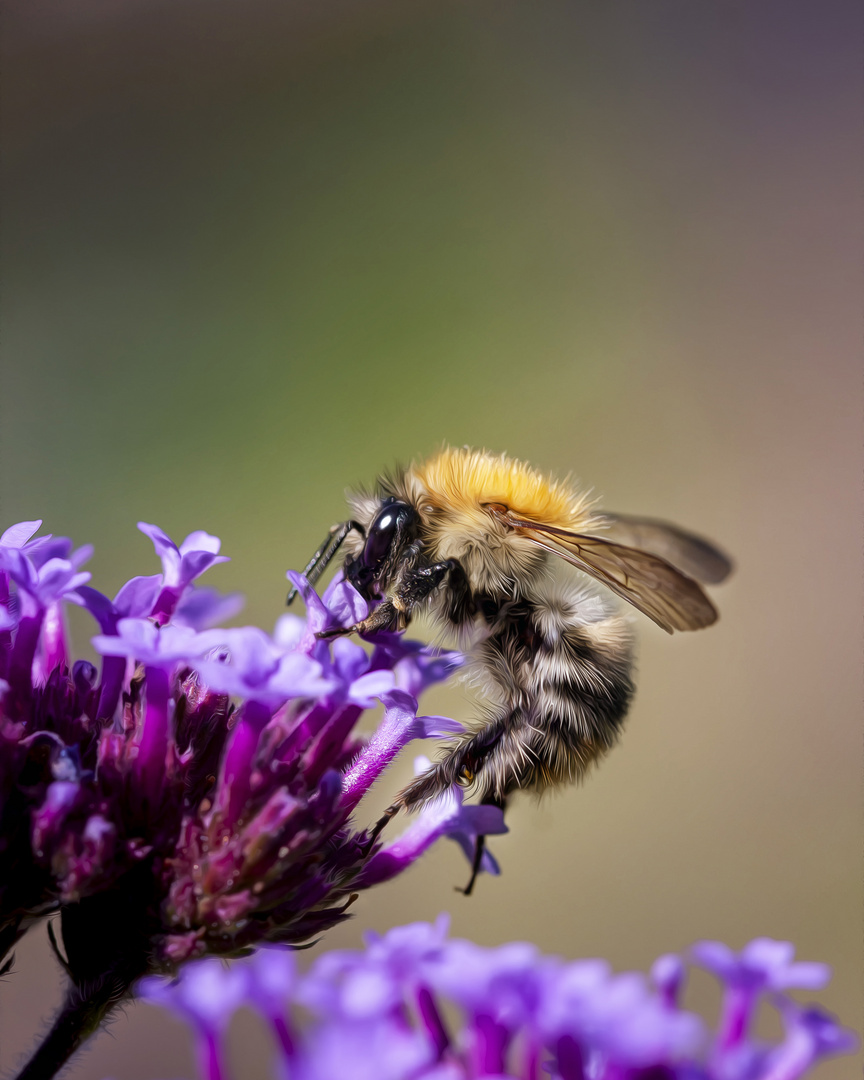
[598,513,733,585]
[488,507,719,633]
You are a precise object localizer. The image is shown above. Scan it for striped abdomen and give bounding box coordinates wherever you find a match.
[399,574,635,809]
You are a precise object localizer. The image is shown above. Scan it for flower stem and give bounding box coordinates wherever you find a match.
[6,613,44,718]
[38,602,68,682]
[416,985,450,1058]
[14,971,134,1080]
[16,863,158,1080]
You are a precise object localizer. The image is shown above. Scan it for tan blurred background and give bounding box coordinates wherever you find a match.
[1,2,861,1077]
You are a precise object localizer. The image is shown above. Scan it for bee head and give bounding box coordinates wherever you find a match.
[344,497,420,599]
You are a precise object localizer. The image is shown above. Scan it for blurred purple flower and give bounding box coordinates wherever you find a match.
[691,939,831,1056]
[141,958,249,1080]
[140,924,857,1080]
[691,939,830,994]
[0,519,491,1080]
[652,952,687,1010]
[764,1000,859,1080]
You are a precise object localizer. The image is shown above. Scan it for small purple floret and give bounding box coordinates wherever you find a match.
[691,938,830,993]
[138,522,230,625]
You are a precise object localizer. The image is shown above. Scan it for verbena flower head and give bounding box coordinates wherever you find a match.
[0,519,503,979]
[140,922,858,1080]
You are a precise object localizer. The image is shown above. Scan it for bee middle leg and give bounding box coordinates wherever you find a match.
[396,717,507,810]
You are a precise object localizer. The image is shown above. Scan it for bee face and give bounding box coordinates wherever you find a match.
[343,497,421,600]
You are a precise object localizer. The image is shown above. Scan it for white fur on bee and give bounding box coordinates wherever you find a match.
[529,574,618,637]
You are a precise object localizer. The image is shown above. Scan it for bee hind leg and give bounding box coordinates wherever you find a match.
[458,794,508,897]
[359,752,461,859]
[397,717,508,810]
[393,728,509,896]
[457,835,487,897]
[358,742,481,859]
[396,756,465,810]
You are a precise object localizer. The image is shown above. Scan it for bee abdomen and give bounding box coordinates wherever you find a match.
[529,639,630,736]
[400,579,635,810]
[398,643,634,810]
[463,583,635,800]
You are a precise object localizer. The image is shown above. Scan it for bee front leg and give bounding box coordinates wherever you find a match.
[287,520,364,606]
[359,557,458,632]
[316,599,404,640]
[317,557,459,640]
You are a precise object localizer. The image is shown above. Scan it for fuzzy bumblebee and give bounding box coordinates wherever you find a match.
[289,447,732,892]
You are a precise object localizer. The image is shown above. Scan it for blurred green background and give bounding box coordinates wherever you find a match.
[1,1,860,1077]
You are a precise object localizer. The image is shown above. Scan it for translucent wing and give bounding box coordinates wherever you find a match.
[599,513,733,585]
[487,507,720,633]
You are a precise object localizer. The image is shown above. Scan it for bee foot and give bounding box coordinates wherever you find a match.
[315,625,357,640]
[456,834,486,896]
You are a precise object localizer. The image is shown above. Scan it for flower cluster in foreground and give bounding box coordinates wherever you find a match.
[141,918,857,1080]
[0,520,504,1079]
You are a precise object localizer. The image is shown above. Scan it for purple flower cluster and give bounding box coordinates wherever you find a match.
[141,920,857,1080]
[0,519,504,1078]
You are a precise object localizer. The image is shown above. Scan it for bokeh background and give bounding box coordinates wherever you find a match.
[1,1,860,1077]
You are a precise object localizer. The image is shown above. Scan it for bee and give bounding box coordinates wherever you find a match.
[288,447,732,893]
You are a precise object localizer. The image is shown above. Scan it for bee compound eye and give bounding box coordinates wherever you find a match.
[362,501,417,568]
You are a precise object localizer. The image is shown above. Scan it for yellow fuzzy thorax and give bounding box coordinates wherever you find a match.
[411,447,595,529]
